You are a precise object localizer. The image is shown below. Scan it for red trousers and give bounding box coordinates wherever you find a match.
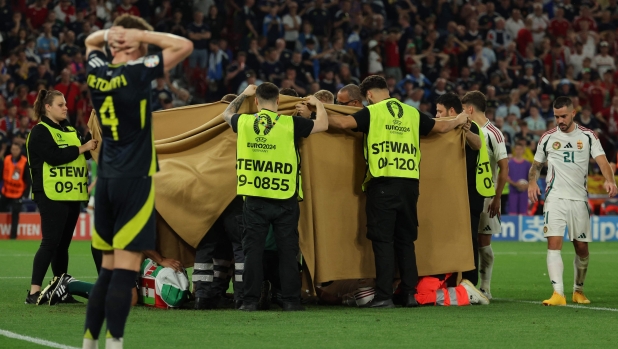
[414,274,470,306]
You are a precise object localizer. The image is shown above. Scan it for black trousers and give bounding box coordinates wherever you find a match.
[0,195,22,239]
[366,179,419,302]
[461,211,481,286]
[242,196,301,304]
[263,249,282,299]
[194,197,244,301]
[30,192,81,286]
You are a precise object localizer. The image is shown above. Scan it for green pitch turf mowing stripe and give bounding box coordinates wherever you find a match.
[1,241,618,349]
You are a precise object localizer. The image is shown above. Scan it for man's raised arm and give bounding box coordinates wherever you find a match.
[223,85,257,126]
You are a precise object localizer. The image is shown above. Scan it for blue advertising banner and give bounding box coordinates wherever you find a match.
[492,216,618,242]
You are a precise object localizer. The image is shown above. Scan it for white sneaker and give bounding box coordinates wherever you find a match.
[460,279,489,305]
[479,288,492,300]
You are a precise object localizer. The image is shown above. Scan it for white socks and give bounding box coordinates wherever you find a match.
[479,245,494,293]
[547,250,564,296]
[82,339,97,349]
[573,255,589,292]
[106,337,123,349]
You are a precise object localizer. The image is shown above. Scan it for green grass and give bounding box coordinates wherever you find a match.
[1,241,617,348]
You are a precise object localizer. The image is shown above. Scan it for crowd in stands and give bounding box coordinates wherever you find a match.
[0,0,617,179]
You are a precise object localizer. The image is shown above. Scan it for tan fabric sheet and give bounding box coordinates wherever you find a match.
[89,95,474,282]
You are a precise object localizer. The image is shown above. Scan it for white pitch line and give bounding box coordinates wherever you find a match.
[494,251,618,255]
[495,298,618,312]
[0,329,80,349]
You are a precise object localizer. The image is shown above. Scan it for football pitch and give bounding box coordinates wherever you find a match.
[1,241,617,348]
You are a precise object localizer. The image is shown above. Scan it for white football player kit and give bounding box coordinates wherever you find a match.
[478,121,508,235]
[534,125,605,242]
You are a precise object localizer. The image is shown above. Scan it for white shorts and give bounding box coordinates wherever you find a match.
[479,197,501,235]
[543,198,591,242]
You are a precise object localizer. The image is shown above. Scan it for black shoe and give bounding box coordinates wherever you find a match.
[360,299,395,308]
[25,291,40,304]
[271,291,284,308]
[60,294,82,304]
[238,302,258,311]
[49,273,72,305]
[403,294,418,308]
[234,300,243,309]
[282,302,305,311]
[392,293,404,306]
[194,297,218,310]
[258,281,271,310]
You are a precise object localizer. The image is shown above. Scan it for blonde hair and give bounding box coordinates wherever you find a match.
[314,90,334,104]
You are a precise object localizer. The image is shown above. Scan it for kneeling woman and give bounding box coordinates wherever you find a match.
[25,89,98,304]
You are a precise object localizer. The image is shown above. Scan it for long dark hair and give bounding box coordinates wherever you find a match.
[33,89,64,122]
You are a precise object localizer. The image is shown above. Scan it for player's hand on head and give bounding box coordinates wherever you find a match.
[243,84,257,96]
[109,27,141,53]
[107,26,125,49]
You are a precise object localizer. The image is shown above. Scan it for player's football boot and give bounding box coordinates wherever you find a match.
[49,273,72,305]
[37,276,61,305]
[460,279,489,305]
[572,291,591,304]
[479,288,493,300]
[542,292,566,306]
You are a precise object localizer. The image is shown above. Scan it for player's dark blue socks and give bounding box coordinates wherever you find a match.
[105,269,138,339]
[84,267,113,341]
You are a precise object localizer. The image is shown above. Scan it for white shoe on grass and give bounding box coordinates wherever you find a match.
[460,279,490,305]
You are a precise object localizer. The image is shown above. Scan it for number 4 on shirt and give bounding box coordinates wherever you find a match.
[98,96,148,141]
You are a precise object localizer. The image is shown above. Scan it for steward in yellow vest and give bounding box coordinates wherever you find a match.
[462,91,510,300]
[222,83,328,311]
[329,76,468,308]
[24,89,97,304]
[437,91,497,292]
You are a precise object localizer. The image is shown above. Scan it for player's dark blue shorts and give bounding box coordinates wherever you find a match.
[92,176,155,251]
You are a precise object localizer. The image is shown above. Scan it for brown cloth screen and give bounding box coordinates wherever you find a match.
[88,95,474,285]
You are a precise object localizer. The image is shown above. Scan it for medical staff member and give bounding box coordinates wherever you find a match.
[24,89,97,304]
